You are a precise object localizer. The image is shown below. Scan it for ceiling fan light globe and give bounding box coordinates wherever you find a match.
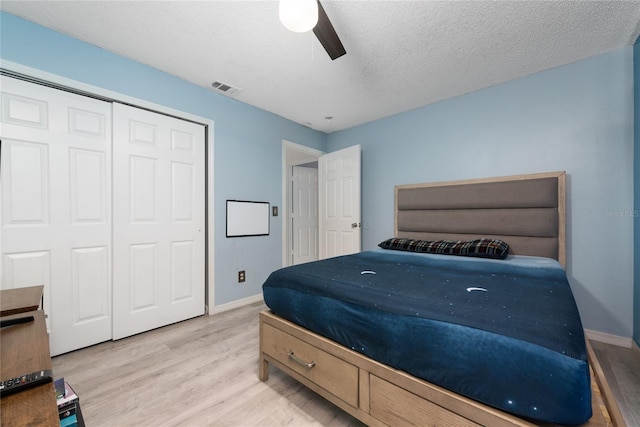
[279,0,318,33]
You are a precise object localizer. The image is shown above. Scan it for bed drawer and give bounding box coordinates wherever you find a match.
[370,374,481,427]
[261,323,359,407]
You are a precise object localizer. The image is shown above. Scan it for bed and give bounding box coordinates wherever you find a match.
[259,171,625,427]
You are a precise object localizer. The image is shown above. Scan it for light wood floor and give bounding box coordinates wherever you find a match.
[52,302,639,427]
[591,340,640,427]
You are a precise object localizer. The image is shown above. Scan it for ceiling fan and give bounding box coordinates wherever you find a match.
[279,0,346,60]
[313,1,346,60]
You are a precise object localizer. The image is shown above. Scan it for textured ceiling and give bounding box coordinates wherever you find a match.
[2,1,640,133]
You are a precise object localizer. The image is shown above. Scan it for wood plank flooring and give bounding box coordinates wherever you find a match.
[591,340,640,427]
[52,302,363,426]
[52,302,639,426]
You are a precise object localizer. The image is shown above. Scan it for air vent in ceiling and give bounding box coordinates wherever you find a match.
[210,80,241,96]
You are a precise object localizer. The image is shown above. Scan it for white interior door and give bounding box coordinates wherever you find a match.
[291,166,318,265]
[0,76,112,355]
[318,145,361,259]
[112,103,205,340]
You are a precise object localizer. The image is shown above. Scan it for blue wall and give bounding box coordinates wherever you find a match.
[2,11,637,340]
[328,49,635,339]
[0,12,328,307]
[634,40,640,348]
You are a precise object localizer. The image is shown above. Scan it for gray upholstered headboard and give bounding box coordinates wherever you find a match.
[395,171,566,267]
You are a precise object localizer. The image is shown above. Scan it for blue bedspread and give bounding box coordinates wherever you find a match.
[262,249,592,425]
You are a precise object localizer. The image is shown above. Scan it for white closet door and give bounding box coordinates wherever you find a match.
[0,76,112,356]
[112,103,205,340]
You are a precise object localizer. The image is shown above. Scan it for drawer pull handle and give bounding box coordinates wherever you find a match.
[288,350,316,369]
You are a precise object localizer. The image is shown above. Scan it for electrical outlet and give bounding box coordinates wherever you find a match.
[238,270,246,283]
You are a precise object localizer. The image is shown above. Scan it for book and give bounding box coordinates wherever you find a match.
[56,382,78,409]
[54,378,65,400]
[60,413,77,427]
[58,401,77,419]
[56,381,80,423]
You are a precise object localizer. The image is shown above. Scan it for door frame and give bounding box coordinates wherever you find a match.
[281,140,324,267]
[0,60,216,314]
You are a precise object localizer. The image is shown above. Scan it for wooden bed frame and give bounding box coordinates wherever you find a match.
[259,171,626,427]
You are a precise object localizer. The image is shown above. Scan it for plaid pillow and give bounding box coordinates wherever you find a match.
[378,237,509,259]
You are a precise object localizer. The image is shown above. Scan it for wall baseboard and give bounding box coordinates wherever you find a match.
[208,294,264,315]
[585,329,633,348]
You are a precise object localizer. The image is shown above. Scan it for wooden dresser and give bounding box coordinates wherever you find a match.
[1,285,59,426]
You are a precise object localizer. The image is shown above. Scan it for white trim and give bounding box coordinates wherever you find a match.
[1,60,208,125]
[1,59,217,318]
[207,124,216,312]
[208,293,264,315]
[281,140,324,267]
[585,329,633,348]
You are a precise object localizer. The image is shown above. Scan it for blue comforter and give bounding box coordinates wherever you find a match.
[262,249,592,425]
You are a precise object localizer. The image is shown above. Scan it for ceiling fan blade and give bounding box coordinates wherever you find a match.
[313,1,346,60]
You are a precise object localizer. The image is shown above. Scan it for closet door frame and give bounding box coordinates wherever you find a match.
[0,60,216,315]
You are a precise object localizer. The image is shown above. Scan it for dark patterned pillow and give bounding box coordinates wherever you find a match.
[378,237,509,259]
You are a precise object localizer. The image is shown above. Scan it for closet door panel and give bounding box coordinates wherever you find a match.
[130,242,159,311]
[0,76,112,355]
[170,240,194,302]
[68,107,106,139]
[2,251,53,323]
[112,103,205,340]
[1,91,48,129]
[70,148,107,224]
[129,155,158,222]
[171,161,195,221]
[71,246,109,323]
[2,140,49,225]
